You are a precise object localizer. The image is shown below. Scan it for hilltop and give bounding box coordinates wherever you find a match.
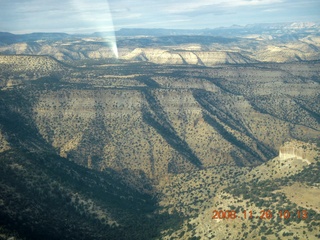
[160,140,320,239]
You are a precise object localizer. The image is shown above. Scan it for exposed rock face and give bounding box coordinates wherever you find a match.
[0,41,116,61]
[192,51,253,65]
[279,147,307,160]
[278,140,317,163]
[253,42,320,63]
[122,48,256,66]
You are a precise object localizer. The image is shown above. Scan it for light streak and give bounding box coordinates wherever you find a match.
[72,0,118,58]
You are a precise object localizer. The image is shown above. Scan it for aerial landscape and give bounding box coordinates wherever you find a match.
[0,0,319,239]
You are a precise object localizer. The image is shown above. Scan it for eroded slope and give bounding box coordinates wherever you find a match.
[0,56,319,182]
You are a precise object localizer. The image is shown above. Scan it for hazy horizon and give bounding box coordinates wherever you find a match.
[1,21,319,36]
[1,0,319,34]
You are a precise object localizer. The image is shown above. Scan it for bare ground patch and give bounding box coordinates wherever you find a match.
[280,182,320,213]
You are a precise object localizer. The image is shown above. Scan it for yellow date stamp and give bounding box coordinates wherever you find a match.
[212,210,308,220]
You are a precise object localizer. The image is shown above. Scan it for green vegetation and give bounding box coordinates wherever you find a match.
[0,32,319,239]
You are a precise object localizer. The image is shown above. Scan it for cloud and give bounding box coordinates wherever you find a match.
[1,0,116,33]
[0,0,319,32]
[163,0,284,14]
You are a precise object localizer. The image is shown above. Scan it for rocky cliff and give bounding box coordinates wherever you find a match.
[122,48,257,66]
[279,140,318,162]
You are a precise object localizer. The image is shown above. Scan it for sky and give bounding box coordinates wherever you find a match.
[0,0,319,33]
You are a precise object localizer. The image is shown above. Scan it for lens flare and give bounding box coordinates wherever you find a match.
[110,42,119,59]
[71,0,118,58]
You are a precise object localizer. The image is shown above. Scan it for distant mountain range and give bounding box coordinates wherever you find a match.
[1,22,319,43]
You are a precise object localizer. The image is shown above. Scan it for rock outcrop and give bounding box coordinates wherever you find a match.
[122,48,256,66]
[278,140,317,164]
[279,146,307,160]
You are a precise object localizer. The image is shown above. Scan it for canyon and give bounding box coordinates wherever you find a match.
[0,23,319,239]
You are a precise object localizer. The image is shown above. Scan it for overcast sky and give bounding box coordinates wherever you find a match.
[1,0,319,33]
